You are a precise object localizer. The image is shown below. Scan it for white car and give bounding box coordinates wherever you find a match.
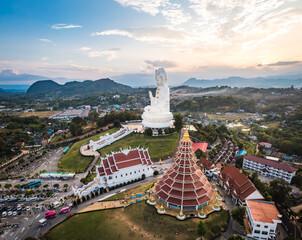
[17,205,21,211]
[2,211,7,217]
[8,211,12,216]
[13,211,17,216]
[26,206,30,211]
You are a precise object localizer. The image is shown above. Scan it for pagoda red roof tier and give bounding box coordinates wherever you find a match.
[155,129,214,209]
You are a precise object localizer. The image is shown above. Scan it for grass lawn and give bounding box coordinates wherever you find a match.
[17,111,60,118]
[59,128,118,173]
[204,210,230,239]
[43,202,229,240]
[104,182,155,201]
[99,132,180,162]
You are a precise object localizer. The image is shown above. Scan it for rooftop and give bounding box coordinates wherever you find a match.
[244,155,297,173]
[192,142,208,153]
[246,200,281,224]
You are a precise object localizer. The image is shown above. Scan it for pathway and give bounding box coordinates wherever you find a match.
[78,200,124,213]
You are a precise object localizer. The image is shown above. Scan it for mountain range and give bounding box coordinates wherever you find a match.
[26,79,133,97]
[183,74,302,88]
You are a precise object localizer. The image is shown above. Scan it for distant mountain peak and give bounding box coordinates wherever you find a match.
[26,78,133,97]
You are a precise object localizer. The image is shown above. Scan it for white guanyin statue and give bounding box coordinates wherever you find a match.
[142,68,173,129]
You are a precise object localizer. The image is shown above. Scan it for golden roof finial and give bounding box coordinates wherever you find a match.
[179,209,184,217]
[160,205,164,211]
[182,122,190,142]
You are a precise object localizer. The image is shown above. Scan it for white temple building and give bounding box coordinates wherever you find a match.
[88,127,133,152]
[73,147,153,198]
[142,68,173,129]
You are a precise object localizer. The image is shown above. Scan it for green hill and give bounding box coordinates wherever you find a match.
[27,78,133,97]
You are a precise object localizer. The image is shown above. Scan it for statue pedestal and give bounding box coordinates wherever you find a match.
[142,112,173,129]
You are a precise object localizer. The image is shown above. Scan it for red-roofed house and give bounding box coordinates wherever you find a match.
[192,142,208,153]
[73,148,153,198]
[259,142,272,148]
[243,155,297,183]
[246,200,282,239]
[218,165,264,205]
[199,158,215,171]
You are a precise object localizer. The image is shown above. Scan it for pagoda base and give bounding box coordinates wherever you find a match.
[213,205,220,211]
[147,199,156,205]
[198,213,206,219]
[157,208,166,214]
[177,214,185,220]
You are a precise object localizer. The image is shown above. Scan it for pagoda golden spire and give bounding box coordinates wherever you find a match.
[182,122,190,142]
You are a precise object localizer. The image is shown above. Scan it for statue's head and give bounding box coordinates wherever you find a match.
[155,68,167,86]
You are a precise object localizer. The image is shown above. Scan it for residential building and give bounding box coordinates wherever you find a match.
[218,165,264,205]
[243,155,297,183]
[199,158,215,171]
[245,200,282,240]
[259,142,272,148]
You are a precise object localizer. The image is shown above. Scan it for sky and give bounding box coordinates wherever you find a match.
[0,0,302,86]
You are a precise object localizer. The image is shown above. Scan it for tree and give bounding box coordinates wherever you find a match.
[195,149,206,159]
[164,128,170,135]
[144,128,153,136]
[34,184,40,189]
[235,156,244,168]
[227,235,245,240]
[153,170,159,176]
[43,184,49,188]
[14,184,21,189]
[63,184,69,188]
[196,220,206,236]
[4,183,12,189]
[54,183,60,189]
[269,178,292,206]
[231,206,246,226]
[113,119,121,128]
[73,200,77,207]
[173,113,183,132]
[142,174,146,180]
[158,128,163,135]
[87,111,99,122]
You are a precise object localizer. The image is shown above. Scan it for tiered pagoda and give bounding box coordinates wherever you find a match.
[155,127,214,211]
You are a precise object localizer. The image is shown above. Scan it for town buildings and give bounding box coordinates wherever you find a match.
[243,155,297,183]
[73,147,153,198]
[218,165,264,205]
[246,200,282,240]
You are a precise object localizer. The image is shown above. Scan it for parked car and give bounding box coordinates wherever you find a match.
[12,211,17,216]
[26,206,30,211]
[2,211,7,217]
[8,211,12,216]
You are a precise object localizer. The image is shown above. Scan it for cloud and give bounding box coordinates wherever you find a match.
[79,47,91,51]
[257,61,302,67]
[114,0,190,25]
[41,57,49,61]
[92,27,187,43]
[39,38,52,42]
[145,60,178,68]
[86,48,121,61]
[51,24,82,30]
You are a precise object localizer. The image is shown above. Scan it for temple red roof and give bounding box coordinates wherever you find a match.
[199,158,215,170]
[97,148,152,176]
[219,165,264,203]
[155,128,214,209]
[192,143,208,153]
